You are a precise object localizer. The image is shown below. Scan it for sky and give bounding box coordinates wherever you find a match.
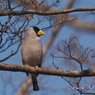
[1,0,95,95]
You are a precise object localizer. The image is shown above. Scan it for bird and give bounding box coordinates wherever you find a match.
[21,26,45,91]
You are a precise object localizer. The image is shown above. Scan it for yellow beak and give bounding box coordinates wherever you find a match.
[38,30,45,36]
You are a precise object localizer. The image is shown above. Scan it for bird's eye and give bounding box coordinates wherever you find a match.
[33,27,40,33]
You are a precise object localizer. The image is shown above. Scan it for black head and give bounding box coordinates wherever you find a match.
[33,26,45,37]
[33,27,40,36]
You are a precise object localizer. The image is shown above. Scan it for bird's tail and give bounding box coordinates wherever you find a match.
[31,74,39,91]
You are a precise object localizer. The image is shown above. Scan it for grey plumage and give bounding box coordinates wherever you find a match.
[21,27,44,91]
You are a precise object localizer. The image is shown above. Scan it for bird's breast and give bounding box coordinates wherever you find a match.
[22,38,42,66]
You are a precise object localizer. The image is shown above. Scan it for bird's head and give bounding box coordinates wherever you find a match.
[33,26,45,37]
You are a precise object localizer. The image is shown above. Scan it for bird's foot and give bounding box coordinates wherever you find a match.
[26,65,30,67]
[34,66,39,70]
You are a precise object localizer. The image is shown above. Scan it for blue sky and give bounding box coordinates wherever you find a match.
[1,0,95,95]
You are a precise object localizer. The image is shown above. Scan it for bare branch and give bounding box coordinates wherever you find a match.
[0,63,95,77]
[43,0,75,54]
[0,7,95,16]
[0,42,21,62]
[69,16,95,31]
[18,76,32,95]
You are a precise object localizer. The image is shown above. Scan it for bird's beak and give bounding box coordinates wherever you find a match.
[38,30,45,36]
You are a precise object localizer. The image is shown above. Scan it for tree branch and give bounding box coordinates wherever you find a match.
[0,63,95,77]
[1,7,95,16]
[18,76,32,95]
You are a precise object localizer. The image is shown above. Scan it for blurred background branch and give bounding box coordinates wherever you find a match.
[1,0,95,95]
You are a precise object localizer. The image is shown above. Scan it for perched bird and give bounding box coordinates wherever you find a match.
[21,26,45,91]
